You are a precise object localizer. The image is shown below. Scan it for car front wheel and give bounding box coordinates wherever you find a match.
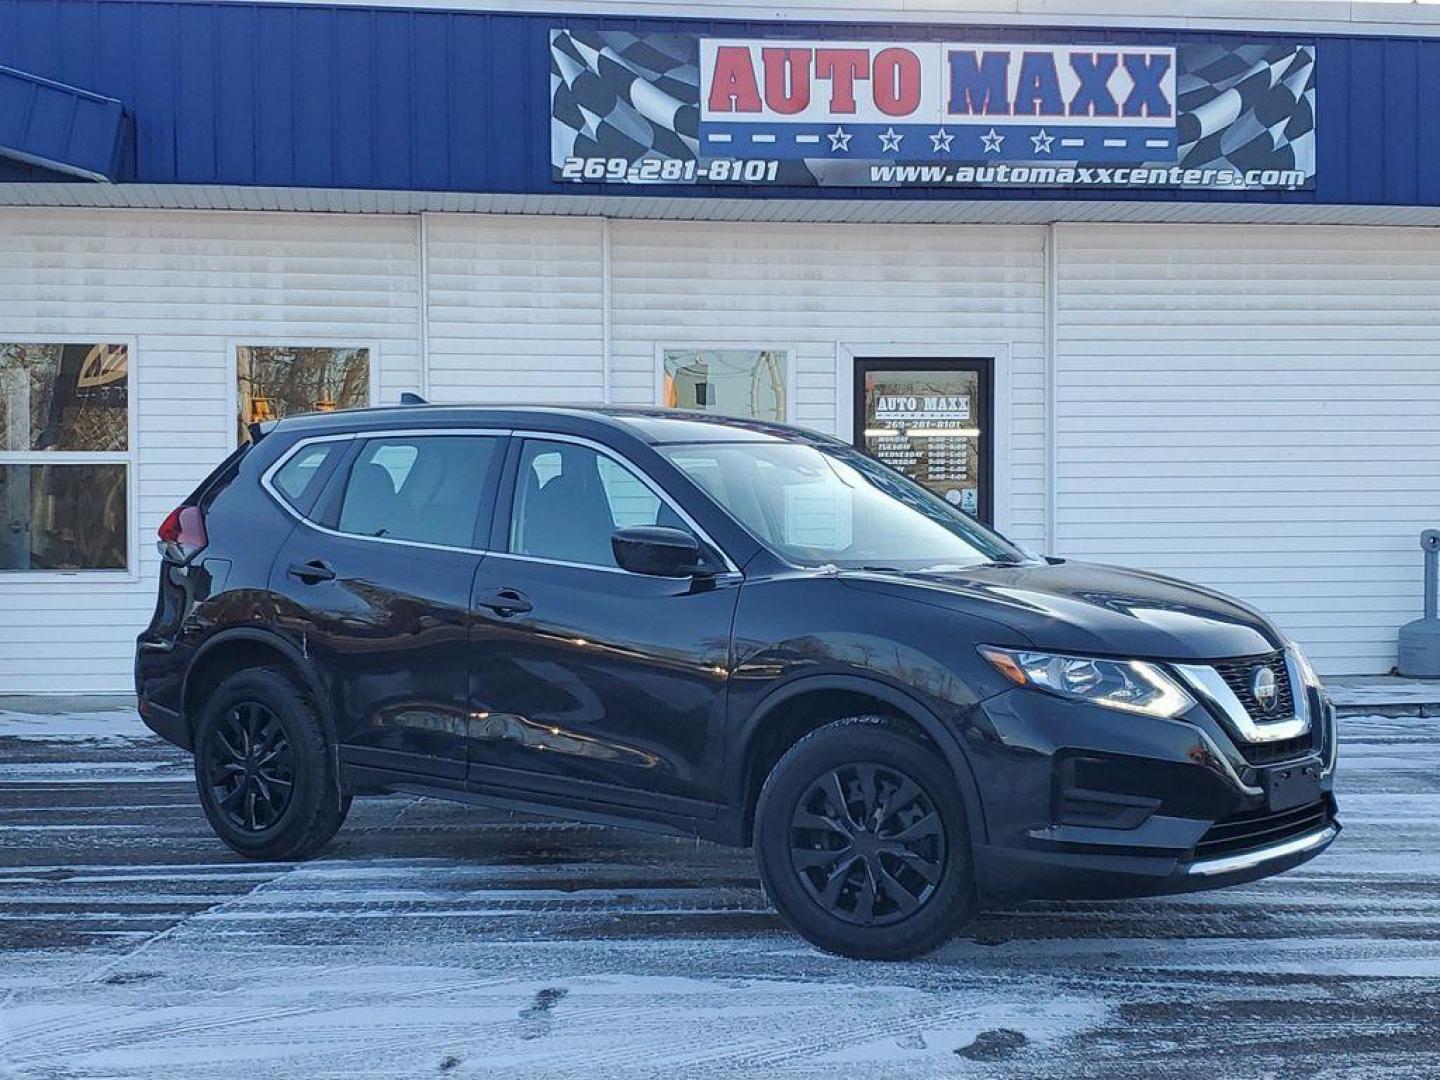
[193,666,352,861]
[755,716,976,960]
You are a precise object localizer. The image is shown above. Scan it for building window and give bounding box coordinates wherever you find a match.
[236,345,370,445]
[0,342,131,572]
[662,347,789,422]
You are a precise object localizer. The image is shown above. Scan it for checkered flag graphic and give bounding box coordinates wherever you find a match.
[1176,44,1316,178]
[550,29,701,170]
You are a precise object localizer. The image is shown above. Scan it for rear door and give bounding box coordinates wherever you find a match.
[269,429,506,784]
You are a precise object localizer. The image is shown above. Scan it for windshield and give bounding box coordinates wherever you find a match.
[659,441,1031,571]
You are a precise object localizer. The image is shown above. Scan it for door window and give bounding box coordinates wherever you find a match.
[509,440,690,569]
[856,361,992,524]
[336,435,498,547]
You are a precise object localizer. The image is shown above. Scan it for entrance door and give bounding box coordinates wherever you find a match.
[854,359,994,525]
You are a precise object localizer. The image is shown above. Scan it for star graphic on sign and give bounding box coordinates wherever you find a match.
[980,128,1005,154]
[827,126,852,152]
[878,127,904,153]
[929,128,955,153]
[1031,129,1056,154]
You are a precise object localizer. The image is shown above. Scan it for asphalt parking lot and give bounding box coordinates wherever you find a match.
[1,703,1438,1079]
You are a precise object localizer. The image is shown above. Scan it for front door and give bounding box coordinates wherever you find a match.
[467,436,740,815]
[854,359,994,525]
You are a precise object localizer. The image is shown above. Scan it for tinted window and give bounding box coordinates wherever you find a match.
[510,440,690,568]
[272,443,339,507]
[337,435,498,547]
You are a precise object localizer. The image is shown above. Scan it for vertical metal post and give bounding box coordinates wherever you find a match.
[1424,530,1440,621]
[1400,530,1440,677]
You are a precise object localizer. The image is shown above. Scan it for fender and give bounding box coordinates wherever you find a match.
[183,625,336,744]
[733,672,991,850]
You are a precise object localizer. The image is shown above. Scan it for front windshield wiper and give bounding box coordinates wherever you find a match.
[921,559,1026,572]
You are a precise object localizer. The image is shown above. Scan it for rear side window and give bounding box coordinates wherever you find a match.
[337,435,499,548]
[272,442,340,507]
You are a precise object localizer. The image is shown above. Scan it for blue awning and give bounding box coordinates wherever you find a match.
[0,64,129,182]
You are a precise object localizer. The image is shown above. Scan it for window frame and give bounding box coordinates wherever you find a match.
[262,428,741,575]
[655,342,798,424]
[494,431,742,577]
[0,334,139,581]
[228,337,381,451]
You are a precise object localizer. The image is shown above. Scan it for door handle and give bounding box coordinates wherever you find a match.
[287,559,336,584]
[476,588,532,617]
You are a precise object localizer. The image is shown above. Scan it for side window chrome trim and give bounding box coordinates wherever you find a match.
[260,428,512,556]
[487,549,743,581]
[509,429,742,576]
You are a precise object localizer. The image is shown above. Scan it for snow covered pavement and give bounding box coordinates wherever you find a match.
[1,705,1438,1078]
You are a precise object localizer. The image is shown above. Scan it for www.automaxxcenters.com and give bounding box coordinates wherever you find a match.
[868,163,1311,189]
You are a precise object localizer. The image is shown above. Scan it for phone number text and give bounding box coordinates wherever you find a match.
[559,157,780,183]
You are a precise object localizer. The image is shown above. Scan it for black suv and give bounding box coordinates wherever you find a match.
[137,406,1339,959]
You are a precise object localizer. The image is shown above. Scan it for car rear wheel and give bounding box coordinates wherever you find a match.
[193,666,351,861]
[755,716,976,960]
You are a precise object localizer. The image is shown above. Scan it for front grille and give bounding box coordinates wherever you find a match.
[1212,649,1295,720]
[1240,734,1316,767]
[1207,649,1318,766]
[1193,799,1332,862]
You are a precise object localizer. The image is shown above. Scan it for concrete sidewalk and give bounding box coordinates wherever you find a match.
[1327,676,1440,716]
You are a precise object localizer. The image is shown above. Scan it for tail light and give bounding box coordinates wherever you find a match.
[157,505,208,564]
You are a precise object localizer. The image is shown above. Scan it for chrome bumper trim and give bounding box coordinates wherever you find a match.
[1185,824,1338,878]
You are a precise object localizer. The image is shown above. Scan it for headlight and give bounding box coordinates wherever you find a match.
[978,646,1196,719]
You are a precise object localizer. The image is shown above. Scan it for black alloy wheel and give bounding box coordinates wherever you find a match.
[789,762,947,926]
[202,700,296,833]
[755,716,976,960]
[193,667,351,861]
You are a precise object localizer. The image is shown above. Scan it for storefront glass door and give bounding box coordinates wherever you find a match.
[854,359,993,525]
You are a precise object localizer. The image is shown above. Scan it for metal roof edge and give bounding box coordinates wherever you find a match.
[6,183,1440,227]
[202,0,1440,40]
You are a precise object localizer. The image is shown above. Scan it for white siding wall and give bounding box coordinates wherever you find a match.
[607,220,1050,542]
[425,215,605,404]
[4,208,1437,689]
[1052,223,1440,674]
[0,208,421,693]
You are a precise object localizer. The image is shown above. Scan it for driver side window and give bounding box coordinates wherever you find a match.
[509,440,692,569]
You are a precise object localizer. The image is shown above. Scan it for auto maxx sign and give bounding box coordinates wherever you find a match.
[550,31,1317,190]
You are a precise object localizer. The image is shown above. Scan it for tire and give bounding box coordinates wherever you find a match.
[755,716,977,960]
[192,666,352,861]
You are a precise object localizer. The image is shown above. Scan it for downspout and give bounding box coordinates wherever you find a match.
[418,211,431,399]
[1044,222,1059,555]
[601,216,613,404]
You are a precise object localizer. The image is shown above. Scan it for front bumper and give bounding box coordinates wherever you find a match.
[965,685,1339,903]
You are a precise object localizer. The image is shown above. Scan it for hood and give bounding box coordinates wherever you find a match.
[840,559,1278,661]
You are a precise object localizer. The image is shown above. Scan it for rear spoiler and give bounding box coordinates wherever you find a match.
[247,420,277,444]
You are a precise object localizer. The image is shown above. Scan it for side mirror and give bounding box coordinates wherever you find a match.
[611,526,709,578]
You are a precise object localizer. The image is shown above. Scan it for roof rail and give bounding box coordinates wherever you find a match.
[399,392,427,405]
